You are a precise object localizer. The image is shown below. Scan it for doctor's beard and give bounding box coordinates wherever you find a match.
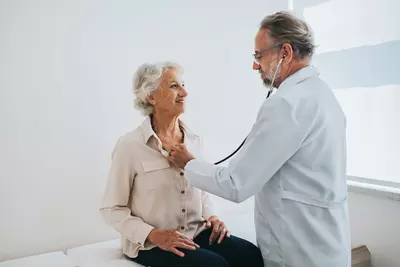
[262,57,281,89]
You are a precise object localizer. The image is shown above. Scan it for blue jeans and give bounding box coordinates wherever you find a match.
[128,228,264,267]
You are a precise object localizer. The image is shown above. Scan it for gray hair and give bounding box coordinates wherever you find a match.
[132,61,183,116]
[260,11,315,60]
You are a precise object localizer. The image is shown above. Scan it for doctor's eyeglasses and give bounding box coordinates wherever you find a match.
[253,44,283,64]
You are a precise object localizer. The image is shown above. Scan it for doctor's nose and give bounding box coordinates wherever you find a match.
[253,61,260,71]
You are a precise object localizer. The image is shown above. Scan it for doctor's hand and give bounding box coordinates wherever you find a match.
[206,216,230,245]
[167,144,195,169]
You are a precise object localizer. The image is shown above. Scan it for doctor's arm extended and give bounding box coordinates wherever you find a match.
[169,97,311,203]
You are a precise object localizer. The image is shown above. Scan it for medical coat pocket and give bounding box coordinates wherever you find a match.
[281,190,346,209]
[255,211,272,256]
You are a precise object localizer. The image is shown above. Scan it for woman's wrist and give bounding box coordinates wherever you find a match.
[147,228,160,244]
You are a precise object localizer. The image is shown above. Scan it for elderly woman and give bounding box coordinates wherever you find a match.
[100,62,264,267]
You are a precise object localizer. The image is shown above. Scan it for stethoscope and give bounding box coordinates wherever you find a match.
[213,55,285,165]
[159,55,286,164]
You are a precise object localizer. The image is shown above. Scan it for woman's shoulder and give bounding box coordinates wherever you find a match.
[115,126,144,147]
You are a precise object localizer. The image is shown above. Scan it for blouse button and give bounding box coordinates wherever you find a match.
[181,190,185,194]
[180,172,184,176]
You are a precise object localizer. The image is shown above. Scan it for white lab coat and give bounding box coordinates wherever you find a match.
[185,66,351,267]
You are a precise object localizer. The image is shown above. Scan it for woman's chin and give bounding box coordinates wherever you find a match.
[175,104,186,112]
[172,108,185,116]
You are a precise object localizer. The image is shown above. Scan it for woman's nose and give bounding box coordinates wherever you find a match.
[180,86,188,96]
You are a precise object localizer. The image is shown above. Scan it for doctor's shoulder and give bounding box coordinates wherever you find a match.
[257,94,295,119]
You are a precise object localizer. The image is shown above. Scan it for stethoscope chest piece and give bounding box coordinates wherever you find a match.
[161,149,170,157]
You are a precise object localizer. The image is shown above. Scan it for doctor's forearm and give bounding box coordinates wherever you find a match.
[185,159,249,203]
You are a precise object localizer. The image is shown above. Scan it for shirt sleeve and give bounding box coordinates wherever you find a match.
[185,97,310,203]
[99,137,154,248]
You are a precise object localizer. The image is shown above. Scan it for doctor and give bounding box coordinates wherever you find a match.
[167,11,351,267]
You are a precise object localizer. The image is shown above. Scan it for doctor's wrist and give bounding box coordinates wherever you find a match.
[184,157,195,169]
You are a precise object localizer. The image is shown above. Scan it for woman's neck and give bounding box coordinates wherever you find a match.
[151,113,181,139]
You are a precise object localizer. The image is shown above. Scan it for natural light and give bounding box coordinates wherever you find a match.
[297,0,400,183]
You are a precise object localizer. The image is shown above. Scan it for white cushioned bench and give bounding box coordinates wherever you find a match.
[0,251,75,267]
[65,211,256,267]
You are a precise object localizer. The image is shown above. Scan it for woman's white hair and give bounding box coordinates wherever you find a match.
[132,61,183,116]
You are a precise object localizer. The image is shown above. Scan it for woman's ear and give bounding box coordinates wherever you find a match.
[147,94,156,106]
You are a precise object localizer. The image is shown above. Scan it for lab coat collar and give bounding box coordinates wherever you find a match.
[278,65,320,91]
[141,115,198,145]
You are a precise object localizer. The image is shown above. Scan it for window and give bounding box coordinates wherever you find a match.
[291,0,400,183]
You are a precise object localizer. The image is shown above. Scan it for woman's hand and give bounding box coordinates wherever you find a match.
[147,229,200,257]
[206,216,230,245]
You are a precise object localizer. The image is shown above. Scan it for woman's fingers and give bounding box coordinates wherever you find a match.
[170,247,185,257]
[177,234,200,247]
[175,242,197,251]
[179,237,200,248]
[209,221,222,244]
[217,227,228,244]
[160,231,201,257]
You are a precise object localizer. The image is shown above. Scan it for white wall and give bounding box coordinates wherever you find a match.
[1,0,400,266]
[348,191,400,267]
[0,0,289,261]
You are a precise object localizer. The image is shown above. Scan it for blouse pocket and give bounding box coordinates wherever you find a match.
[140,159,172,190]
[142,159,170,173]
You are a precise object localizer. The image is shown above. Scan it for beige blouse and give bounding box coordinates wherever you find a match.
[99,116,215,258]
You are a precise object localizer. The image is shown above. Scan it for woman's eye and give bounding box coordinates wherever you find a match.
[170,83,184,89]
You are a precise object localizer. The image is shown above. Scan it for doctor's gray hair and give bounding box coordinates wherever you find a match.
[260,11,315,60]
[132,61,183,116]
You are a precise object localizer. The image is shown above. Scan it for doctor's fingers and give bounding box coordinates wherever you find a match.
[169,150,180,157]
[170,148,187,157]
[166,156,178,165]
[170,143,187,152]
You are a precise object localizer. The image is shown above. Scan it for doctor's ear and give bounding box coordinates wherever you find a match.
[281,43,294,62]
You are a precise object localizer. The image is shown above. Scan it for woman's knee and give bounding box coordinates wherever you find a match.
[218,236,264,266]
[236,238,263,264]
[184,248,230,267]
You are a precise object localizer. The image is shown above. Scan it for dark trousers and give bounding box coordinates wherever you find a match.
[128,228,264,267]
